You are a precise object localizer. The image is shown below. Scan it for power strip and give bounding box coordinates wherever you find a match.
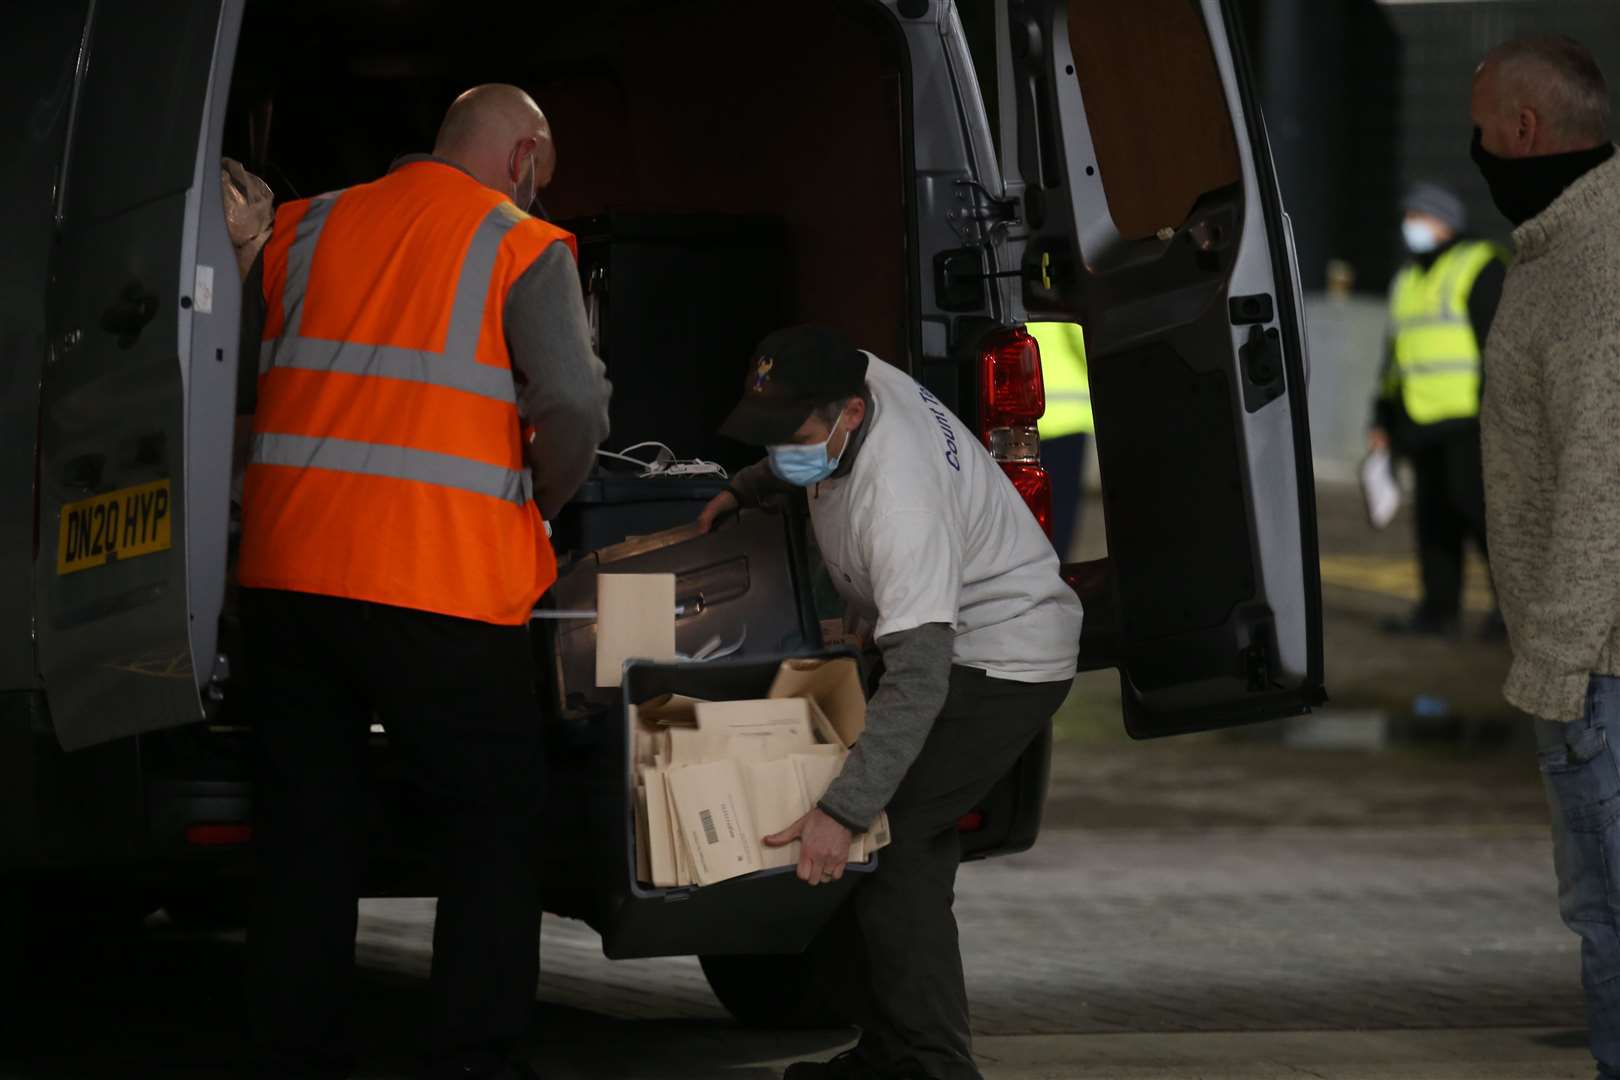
[656,460,728,478]
[595,441,729,480]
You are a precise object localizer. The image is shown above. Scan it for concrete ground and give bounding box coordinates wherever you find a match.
[0,485,1587,1079]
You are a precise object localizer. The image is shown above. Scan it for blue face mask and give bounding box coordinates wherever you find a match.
[767,421,844,487]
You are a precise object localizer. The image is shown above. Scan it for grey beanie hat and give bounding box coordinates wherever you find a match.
[1403,181,1467,232]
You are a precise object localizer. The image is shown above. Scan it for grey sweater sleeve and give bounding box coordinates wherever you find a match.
[818,622,954,832]
[1500,329,1620,719]
[729,456,794,506]
[505,243,612,521]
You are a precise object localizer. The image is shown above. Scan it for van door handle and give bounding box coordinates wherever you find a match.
[100,283,161,348]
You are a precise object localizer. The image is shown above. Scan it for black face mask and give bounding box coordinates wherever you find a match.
[1470,127,1614,226]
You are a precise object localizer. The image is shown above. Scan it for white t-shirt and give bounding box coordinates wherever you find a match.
[809,355,1084,683]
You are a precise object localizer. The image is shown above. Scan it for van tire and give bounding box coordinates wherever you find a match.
[698,953,843,1029]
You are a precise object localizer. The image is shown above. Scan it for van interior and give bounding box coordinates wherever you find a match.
[225,0,911,472]
[201,0,920,894]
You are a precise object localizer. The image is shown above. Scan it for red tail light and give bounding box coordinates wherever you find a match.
[1000,462,1053,537]
[979,327,1052,537]
[956,810,986,833]
[186,824,252,847]
[978,327,1046,433]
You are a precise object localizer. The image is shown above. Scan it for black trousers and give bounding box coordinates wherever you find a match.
[241,589,544,1079]
[819,667,1073,1080]
[1409,426,1489,620]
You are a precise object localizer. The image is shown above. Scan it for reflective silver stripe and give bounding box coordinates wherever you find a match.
[280,196,337,342]
[1401,359,1479,376]
[263,200,524,405]
[259,337,518,405]
[1392,315,1469,333]
[1437,257,1474,321]
[251,432,533,506]
[1046,391,1091,402]
[446,203,523,351]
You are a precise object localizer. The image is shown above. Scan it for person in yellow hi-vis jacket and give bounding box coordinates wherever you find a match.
[1029,321,1093,562]
[1370,182,1508,638]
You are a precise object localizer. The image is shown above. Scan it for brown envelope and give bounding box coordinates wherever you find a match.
[793,750,845,806]
[867,810,892,854]
[637,694,705,726]
[693,698,818,742]
[666,759,764,886]
[768,657,867,747]
[665,767,693,886]
[596,573,677,687]
[641,767,678,888]
[667,727,736,765]
[634,783,653,884]
[744,757,812,870]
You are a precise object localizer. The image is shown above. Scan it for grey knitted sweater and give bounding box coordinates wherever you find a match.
[1481,149,1620,721]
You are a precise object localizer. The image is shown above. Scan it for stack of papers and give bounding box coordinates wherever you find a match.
[631,658,891,887]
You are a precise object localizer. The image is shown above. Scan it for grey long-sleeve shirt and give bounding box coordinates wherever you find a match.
[818,622,954,830]
[505,243,611,519]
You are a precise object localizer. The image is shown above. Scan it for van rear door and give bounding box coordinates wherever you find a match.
[991,0,1324,737]
[38,0,242,749]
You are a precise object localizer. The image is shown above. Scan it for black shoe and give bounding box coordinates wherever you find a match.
[1378,611,1461,638]
[783,1049,882,1079]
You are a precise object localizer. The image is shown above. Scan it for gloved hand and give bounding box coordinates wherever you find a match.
[221,157,274,280]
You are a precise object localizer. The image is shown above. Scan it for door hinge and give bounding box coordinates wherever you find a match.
[945,179,1020,246]
[934,249,1055,313]
[1241,639,1269,693]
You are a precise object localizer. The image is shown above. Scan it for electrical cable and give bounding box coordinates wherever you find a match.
[593,440,728,479]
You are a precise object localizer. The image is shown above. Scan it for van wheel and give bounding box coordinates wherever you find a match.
[698,953,843,1029]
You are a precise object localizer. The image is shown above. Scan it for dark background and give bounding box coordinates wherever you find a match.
[1243,0,1620,294]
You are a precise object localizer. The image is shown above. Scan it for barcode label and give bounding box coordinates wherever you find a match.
[700,809,719,846]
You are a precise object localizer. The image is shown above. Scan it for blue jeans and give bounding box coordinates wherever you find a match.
[1536,675,1620,1079]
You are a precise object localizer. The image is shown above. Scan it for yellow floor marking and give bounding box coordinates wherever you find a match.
[1317,554,1495,613]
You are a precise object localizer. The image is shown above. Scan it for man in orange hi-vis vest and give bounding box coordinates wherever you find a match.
[237,85,609,1080]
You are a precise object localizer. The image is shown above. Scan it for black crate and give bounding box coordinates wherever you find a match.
[596,652,876,960]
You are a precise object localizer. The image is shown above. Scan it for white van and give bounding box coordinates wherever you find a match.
[0,0,1323,1019]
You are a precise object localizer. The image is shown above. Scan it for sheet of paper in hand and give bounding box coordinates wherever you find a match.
[1360,448,1401,530]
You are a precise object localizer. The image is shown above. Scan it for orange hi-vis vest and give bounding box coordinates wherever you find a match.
[238,159,575,625]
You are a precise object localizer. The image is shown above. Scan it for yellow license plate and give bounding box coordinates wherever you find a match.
[56,479,173,576]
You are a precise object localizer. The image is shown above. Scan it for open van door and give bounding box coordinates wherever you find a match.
[992,0,1324,737]
[38,0,243,749]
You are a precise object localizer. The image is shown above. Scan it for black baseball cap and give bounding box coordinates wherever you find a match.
[718,325,869,446]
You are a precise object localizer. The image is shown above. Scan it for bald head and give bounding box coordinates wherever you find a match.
[1472,35,1611,158]
[433,84,556,209]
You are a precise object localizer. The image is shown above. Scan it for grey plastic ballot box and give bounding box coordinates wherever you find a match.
[596,653,876,960]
